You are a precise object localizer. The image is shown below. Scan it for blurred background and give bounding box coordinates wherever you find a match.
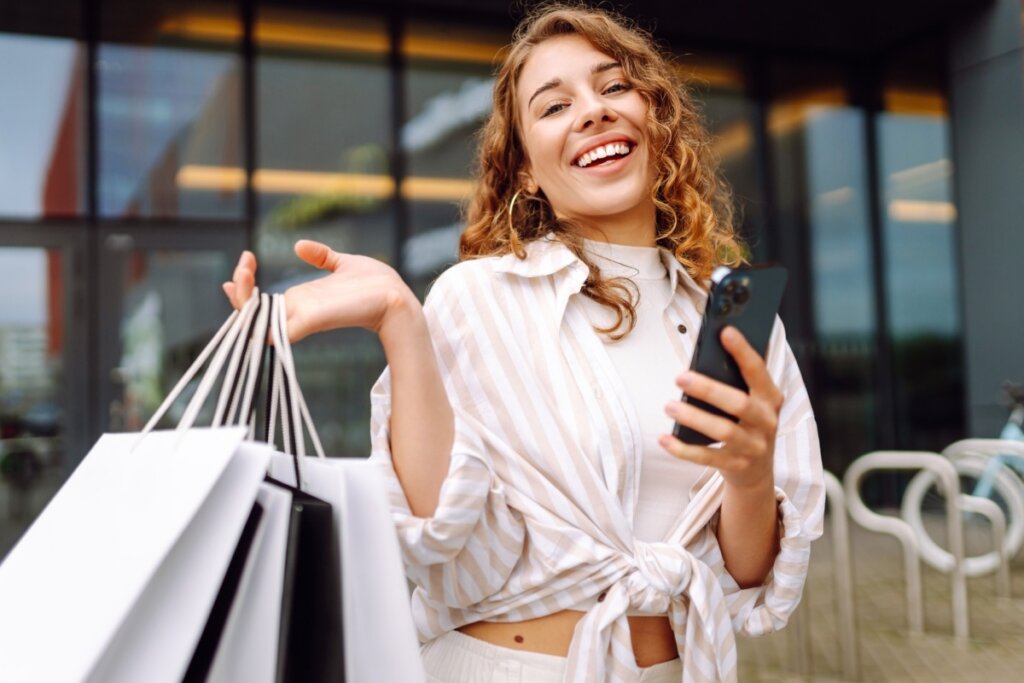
[6,0,1024,679]
[0,0,1019,571]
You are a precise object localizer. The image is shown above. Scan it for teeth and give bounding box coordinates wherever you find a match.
[575,142,631,168]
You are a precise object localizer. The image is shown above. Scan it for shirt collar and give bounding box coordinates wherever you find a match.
[494,234,710,305]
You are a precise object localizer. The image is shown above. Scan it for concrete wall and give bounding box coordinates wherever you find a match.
[948,0,1024,435]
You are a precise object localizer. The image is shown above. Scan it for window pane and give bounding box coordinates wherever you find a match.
[97,1,245,219]
[880,81,964,449]
[403,22,505,296]
[105,248,234,432]
[256,8,395,457]
[0,33,86,218]
[768,65,877,471]
[0,247,74,558]
[677,55,765,259]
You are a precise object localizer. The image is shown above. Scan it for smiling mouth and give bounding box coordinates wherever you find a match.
[573,141,635,168]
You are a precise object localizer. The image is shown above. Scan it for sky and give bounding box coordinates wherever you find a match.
[0,33,76,217]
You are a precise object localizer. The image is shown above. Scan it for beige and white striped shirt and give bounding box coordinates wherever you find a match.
[369,236,825,683]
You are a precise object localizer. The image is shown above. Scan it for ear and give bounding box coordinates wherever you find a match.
[518,169,539,195]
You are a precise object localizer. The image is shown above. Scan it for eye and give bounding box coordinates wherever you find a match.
[603,81,631,95]
[540,101,567,118]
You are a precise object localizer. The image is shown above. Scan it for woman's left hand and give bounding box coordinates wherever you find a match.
[660,326,784,490]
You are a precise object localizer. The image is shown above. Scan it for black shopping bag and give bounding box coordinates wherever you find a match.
[268,476,344,683]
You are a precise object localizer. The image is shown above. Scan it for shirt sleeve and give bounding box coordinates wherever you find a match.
[688,318,826,636]
[367,265,527,609]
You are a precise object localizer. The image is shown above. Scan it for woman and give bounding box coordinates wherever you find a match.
[224,5,824,682]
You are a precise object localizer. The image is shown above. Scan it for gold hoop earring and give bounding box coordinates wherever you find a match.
[507,189,522,237]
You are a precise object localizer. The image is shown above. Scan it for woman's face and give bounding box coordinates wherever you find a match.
[516,34,655,236]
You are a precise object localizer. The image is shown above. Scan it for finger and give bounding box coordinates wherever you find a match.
[232,251,256,304]
[657,433,721,467]
[238,249,257,275]
[665,399,742,444]
[720,326,781,404]
[232,267,255,306]
[676,370,750,420]
[222,282,239,310]
[295,239,343,272]
[679,371,778,431]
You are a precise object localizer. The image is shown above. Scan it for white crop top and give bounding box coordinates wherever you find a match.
[577,238,706,540]
[574,239,707,613]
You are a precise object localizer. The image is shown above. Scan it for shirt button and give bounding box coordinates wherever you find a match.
[597,591,607,602]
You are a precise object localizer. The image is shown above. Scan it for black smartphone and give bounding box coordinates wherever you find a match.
[672,264,788,445]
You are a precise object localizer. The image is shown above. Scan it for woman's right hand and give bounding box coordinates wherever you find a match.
[221,240,419,343]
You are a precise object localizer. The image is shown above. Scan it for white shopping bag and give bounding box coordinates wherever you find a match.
[262,294,424,683]
[206,481,292,683]
[0,427,271,683]
[0,290,277,683]
[269,454,425,683]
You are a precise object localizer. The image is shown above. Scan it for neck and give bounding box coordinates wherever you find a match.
[564,203,658,247]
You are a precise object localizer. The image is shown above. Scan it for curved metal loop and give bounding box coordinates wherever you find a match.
[844,451,968,640]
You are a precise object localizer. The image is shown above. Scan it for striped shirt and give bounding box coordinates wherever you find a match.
[369,235,825,683]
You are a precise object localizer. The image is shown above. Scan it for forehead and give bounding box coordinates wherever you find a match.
[517,34,616,95]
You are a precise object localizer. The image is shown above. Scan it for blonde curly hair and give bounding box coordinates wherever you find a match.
[460,2,746,339]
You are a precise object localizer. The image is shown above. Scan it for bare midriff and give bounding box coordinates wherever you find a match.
[457,610,678,668]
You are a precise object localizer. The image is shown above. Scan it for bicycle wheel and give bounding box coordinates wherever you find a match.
[902,455,1024,576]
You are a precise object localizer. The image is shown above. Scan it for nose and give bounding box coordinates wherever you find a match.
[573,93,617,132]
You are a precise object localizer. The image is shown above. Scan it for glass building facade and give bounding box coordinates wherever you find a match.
[0,1,969,555]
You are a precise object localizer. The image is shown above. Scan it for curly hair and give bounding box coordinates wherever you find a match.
[459,2,746,339]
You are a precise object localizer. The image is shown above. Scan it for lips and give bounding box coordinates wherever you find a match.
[571,137,636,168]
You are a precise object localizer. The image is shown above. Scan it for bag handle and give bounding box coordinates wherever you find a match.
[268,293,326,460]
[138,289,259,436]
[216,291,273,432]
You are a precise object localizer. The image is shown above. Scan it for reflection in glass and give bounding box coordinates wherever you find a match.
[403,22,504,296]
[255,8,395,457]
[0,33,86,218]
[0,248,68,558]
[769,74,877,470]
[97,40,244,219]
[879,91,963,449]
[677,55,764,259]
[109,250,233,432]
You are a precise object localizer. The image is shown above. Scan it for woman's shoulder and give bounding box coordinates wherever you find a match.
[429,256,505,293]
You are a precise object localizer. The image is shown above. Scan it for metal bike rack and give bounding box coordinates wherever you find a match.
[825,470,860,680]
[786,471,860,680]
[957,494,1010,598]
[844,451,969,640]
[944,439,1020,597]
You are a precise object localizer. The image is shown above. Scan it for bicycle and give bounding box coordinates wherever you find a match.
[901,382,1024,576]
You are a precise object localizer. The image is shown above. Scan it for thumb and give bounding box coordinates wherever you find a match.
[295,239,342,272]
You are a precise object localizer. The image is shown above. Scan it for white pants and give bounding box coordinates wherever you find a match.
[421,630,683,683]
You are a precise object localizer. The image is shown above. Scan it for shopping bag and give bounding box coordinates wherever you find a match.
[203,482,291,683]
[267,454,422,682]
[185,500,266,682]
[263,293,424,683]
[0,291,275,683]
[0,428,272,683]
[268,476,344,683]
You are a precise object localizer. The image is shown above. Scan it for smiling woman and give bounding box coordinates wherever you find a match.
[223,4,824,682]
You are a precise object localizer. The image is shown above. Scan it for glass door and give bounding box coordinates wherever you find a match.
[97,225,246,434]
[0,223,87,557]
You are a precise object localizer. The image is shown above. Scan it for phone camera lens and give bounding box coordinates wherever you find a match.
[716,299,732,316]
[733,284,750,305]
[723,281,737,297]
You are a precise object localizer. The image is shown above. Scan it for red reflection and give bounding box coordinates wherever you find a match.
[42,50,84,218]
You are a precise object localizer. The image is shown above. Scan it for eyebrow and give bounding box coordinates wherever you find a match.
[527,61,623,108]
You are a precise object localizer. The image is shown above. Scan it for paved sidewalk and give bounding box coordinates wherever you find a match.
[737,513,1024,682]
